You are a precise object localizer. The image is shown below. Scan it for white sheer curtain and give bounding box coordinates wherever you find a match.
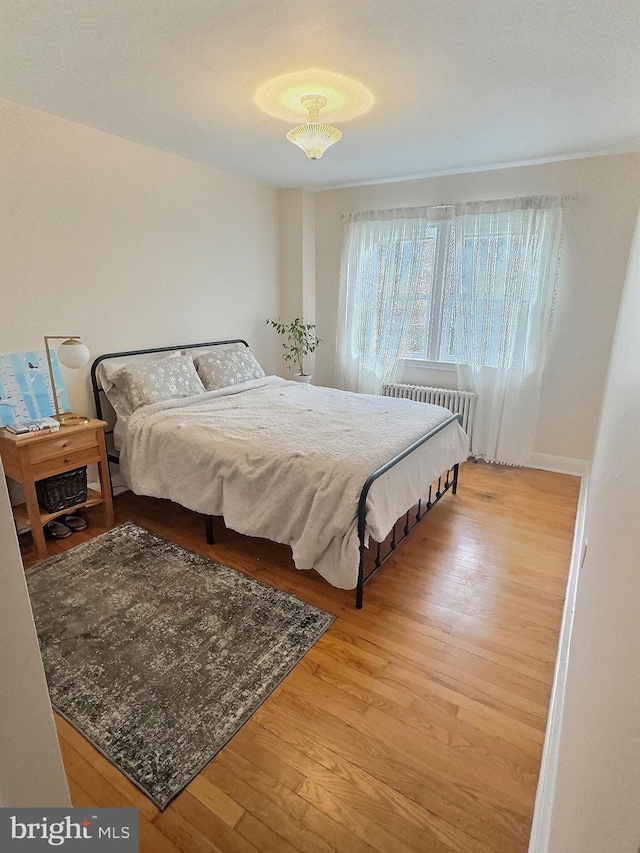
[337,207,445,394]
[450,196,564,465]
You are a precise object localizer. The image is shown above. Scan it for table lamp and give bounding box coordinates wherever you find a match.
[44,336,90,425]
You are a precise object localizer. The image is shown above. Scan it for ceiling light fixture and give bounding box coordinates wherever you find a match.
[286,94,342,160]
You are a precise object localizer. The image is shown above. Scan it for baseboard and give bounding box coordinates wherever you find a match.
[528,453,589,477]
[527,465,590,852]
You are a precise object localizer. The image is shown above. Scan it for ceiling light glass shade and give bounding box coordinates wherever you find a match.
[286,94,342,159]
[286,121,342,159]
[57,337,90,369]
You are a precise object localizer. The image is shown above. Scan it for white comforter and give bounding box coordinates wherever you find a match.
[120,376,469,589]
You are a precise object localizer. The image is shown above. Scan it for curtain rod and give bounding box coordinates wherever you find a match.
[340,193,578,222]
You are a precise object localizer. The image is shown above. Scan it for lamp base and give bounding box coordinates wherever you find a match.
[55,412,90,426]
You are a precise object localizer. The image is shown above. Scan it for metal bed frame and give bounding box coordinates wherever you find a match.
[91,339,461,608]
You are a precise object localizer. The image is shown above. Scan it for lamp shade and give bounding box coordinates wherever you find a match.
[57,338,90,369]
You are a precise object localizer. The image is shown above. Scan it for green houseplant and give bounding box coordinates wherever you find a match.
[266,317,322,380]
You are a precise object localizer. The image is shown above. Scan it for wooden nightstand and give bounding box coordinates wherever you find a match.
[0,417,114,561]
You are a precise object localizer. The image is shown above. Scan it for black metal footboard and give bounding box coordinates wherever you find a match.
[355,413,462,608]
[205,413,462,608]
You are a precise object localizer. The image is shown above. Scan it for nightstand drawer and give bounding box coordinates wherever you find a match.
[27,429,99,464]
[31,446,101,481]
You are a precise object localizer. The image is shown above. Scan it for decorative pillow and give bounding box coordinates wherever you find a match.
[104,385,135,423]
[194,347,265,391]
[97,352,182,420]
[111,354,205,412]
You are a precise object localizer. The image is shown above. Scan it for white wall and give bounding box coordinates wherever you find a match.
[308,154,640,463]
[0,97,281,418]
[0,458,70,807]
[540,207,640,852]
[277,188,317,376]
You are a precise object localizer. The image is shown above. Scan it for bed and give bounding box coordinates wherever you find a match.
[91,339,469,607]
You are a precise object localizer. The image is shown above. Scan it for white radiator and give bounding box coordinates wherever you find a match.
[382,383,478,439]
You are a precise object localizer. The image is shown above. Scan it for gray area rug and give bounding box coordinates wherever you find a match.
[26,522,334,809]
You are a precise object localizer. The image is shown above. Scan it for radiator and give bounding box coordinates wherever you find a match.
[382,383,478,439]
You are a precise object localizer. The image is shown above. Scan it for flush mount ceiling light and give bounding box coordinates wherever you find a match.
[254,70,374,162]
[286,94,342,159]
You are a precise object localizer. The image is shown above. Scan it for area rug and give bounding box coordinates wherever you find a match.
[26,521,334,809]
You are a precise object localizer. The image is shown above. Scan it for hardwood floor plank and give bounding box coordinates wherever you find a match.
[157,791,260,853]
[201,754,334,853]
[187,775,246,828]
[221,733,307,795]
[253,688,532,852]
[302,802,379,853]
[327,621,551,704]
[456,703,546,751]
[299,776,496,853]
[152,804,227,853]
[384,658,549,730]
[277,682,536,810]
[206,749,310,823]
[301,651,416,709]
[234,811,307,853]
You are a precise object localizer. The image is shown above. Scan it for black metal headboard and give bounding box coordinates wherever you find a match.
[90,339,249,461]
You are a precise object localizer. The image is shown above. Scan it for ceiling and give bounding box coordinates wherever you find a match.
[1,0,639,189]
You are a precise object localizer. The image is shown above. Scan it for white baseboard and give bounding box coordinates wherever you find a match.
[527,466,590,852]
[528,453,589,477]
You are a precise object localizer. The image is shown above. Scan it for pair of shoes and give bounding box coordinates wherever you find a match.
[43,514,88,539]
[44,520,72,539]
[61,514,88,532]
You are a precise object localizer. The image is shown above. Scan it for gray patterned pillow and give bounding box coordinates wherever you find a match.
[111,354,205,411]
[97,352,182,420]
[194,347,265,391]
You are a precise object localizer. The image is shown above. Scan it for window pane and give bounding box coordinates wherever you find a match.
[405,230,437,356]
[358,224,440,363]
[407,297,428,354]
[444,233,540,368]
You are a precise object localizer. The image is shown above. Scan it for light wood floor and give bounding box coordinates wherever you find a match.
[22,461,580,853]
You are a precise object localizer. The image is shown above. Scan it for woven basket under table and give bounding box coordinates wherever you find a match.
[35,467,88,514]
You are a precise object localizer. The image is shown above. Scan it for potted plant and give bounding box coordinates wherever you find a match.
[266,317,322,382]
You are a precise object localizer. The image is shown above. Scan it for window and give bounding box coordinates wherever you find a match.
[361,221,455,364]
[383,225,540,368]
[338,198,564,464]
[338,199,562,385]
[453,232,539,369]
[370,227,439,358]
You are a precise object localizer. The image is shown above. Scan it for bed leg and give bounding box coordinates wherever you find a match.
[356,540,365,609]
[205,515,215,545]
[452,463,459,495]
